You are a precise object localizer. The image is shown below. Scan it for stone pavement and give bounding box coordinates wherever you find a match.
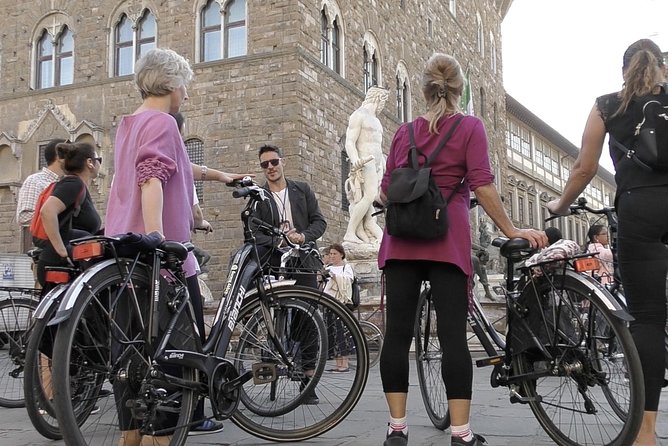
[1,357,666,446]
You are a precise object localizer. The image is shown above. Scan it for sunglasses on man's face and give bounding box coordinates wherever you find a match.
[260,158,281,169]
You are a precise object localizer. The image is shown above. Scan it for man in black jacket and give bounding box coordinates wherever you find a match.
[253,144,327,286]
[254,144,327,404]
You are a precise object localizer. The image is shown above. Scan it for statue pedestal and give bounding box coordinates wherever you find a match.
[342,242,382,305]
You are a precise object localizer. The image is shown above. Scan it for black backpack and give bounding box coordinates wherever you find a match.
[611,90,668,172]
[385,116,464,240]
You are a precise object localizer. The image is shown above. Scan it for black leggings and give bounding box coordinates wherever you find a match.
[380,260,472,400]
[617,187,668,411]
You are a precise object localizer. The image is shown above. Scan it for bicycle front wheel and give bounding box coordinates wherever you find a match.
[414,287,450,430]
[0,296,37,408]
[230,285,369,442]
[514,273,644,446]
[52,262,198,446]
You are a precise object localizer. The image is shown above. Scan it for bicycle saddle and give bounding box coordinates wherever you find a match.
[492,237,533,261]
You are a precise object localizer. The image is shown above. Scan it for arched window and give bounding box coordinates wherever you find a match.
[476,12,484,57]
[137,11,156,60]
[37,31,54,89]
[56,27,73,85]
[396,63,410,122]
[363,48,378,92]
[319,2,344,75]
[479,87,486,117]
[201,0,222,62]
[320,9,329,65]
[331,18,341,74]
[113,11,156,77]
[36,26,74,89]
[225,0,247,58]
[114,14,133,76]
[362,32,380,92]
[490,32,497,73]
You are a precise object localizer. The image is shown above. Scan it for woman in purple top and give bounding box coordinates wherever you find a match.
[376,53,547,446]
[105,48,245,445]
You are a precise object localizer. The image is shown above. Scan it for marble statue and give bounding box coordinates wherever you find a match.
[343,87,389,246]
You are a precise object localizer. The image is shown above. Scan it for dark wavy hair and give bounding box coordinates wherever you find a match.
[56,142,96,174]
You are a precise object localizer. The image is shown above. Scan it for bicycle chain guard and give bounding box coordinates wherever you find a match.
[210,361,249,419]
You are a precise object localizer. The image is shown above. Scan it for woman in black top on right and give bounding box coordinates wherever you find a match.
[548,39,668,446]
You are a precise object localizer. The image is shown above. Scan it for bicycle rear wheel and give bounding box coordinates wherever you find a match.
[230,285,368,442]
[0,296,37,408]
[359,320,383,368]
[52,262,198,446]
[514,273,643,446]
[414,287,450,430]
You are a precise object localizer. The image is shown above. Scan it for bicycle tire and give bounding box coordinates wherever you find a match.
[514,273,644,446]
[413,287,450,430]
[230,285,368,442]
[359,320,383,368]
[23,302,62,439]
[237,297,327,416]
[0,297,38,408]
[51,262,198,446]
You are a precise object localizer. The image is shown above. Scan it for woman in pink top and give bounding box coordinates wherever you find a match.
[376,53,547,446]
[105,48,245,445]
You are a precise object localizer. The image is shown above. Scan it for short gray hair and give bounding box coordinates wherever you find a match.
[134,48,194,99]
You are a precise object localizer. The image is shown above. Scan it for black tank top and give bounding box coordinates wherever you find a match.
[596,91,668,201]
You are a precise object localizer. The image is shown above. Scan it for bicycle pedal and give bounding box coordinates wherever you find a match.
[475,355,504,368]
[251,362,277,385]
[509,390,542,405]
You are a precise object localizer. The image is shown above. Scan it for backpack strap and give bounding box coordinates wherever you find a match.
[407,123,421,169]
[609,135,653,171]
[407,115,464,168]
[426,115,464,167]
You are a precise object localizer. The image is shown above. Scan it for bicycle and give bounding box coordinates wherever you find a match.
[0,286,40,408]
[50,178,368,445]
[414,234,644,445]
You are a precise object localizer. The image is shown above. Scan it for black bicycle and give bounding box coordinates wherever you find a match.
[50,178,368,446]
[0,286,40,408]
[414,234,644,445]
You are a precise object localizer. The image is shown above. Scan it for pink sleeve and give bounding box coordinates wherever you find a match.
[135,114,179,187]
[464,119,495,191]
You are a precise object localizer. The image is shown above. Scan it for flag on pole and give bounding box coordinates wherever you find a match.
[459,69,474,115]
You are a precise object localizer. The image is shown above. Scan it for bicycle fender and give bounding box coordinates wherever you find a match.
[47,259,123,326]
[561,269,634,322]
[32,283,69,320]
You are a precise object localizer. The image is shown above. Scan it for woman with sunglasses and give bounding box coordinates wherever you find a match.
[36,141,102,288]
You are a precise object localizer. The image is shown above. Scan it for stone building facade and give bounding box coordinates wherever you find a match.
[0,0,513,292]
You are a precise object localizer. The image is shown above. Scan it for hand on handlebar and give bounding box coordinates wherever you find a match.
[286,229,306,245]
[546,199,570,217]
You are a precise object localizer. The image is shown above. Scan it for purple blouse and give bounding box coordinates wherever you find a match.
[378,114,495,278]
[105,110,197,276]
